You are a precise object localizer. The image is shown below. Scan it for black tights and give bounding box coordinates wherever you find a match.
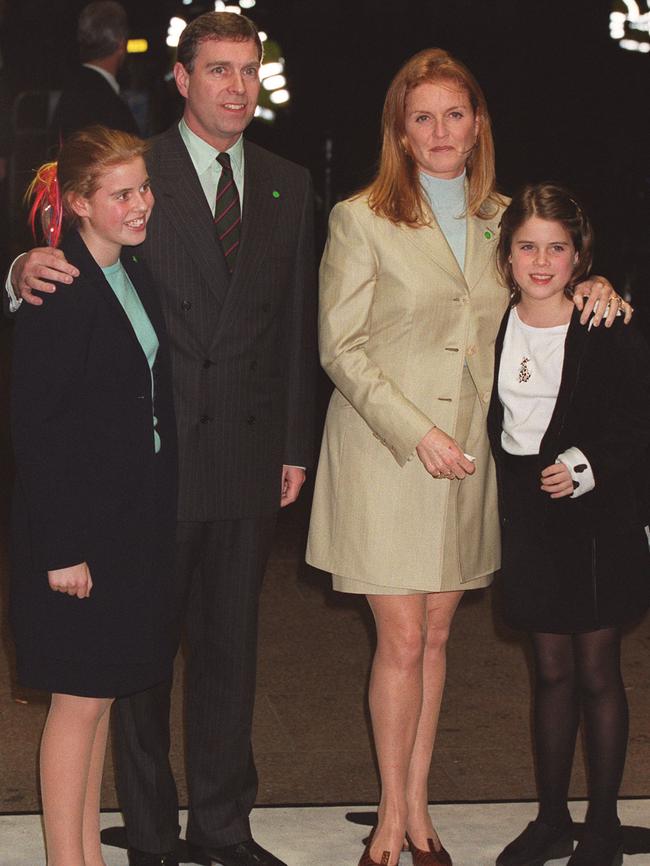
[530,627,628,832]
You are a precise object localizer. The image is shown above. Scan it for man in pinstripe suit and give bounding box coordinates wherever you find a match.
[9,12,316,866]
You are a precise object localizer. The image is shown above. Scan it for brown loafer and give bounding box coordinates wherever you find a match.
[406,833,452,866]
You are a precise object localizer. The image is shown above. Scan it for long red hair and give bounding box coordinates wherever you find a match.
[364,48,505,226]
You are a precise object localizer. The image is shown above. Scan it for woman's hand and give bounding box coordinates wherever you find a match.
[47,562,93,598]
[540,463,574,499]
[573,275,633,327]
[416,426,476,480]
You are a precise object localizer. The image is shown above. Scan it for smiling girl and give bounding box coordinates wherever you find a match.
[487,183,650,866]
[10,126,177,866]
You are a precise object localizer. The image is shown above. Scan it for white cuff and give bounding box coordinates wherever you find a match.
[556,446,595,498]
[5,254,24,312]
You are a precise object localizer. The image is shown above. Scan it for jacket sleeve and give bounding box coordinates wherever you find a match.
[281,171,318,469]
[11,282,94,571]
[318,201,434,466]
[574,321,650,486]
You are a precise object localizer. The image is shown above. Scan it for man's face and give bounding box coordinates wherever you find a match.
[174,38,261,151]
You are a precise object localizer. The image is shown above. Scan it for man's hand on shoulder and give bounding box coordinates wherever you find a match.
[13,247,80,306]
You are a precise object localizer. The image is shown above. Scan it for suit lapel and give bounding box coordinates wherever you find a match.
[487,306,510,450]
[464,212,499,292]
[232,140,279,288]
[540,308,589,460]
[398,218,464,283]
[150,127,230,307]
[397,198,499,290]
[209,141,281,344]
[121,249,166,350]
[62,231,151,367]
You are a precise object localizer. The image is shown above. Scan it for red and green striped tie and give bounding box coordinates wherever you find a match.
[214,152,240,273]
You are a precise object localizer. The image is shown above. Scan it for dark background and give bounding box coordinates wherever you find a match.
[1,0,649,308]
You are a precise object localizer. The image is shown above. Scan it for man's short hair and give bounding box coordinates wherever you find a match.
[78,1,129,63]
[177,12,263,72]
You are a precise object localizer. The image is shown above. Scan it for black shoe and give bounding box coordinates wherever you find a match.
[198,839,287,866]
[127,848,179,866]
[496,819,574,866]
[567,825,624,866]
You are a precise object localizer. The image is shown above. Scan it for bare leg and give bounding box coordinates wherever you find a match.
[40,693,113,866]
[82,702,114,866]
[405,590,463,850]
[366,593,428,864]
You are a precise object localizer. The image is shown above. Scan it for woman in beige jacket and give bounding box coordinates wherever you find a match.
[306,49,623,866]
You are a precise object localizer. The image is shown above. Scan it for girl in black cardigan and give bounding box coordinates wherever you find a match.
[11,127,177,866]
[487,183,650,866]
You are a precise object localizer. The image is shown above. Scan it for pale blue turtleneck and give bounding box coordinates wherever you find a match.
[419,170,467,271]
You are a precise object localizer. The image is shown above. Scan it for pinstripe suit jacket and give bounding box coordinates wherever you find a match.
[141,125,317,520]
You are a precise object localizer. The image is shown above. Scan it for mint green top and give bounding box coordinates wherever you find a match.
[419,169,467,271]
[102,260,160,453]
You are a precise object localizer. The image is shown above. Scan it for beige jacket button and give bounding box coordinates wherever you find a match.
[482,392,490,403]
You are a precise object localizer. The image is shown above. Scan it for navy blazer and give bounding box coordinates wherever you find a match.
[487,306,650,534]
[10,229,177,667]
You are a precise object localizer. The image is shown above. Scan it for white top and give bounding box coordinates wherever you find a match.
[499,306,569,454]
[498,306,594,498]
[419,170,467,271]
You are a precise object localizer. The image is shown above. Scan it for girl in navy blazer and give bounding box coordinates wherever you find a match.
[10,126,177,866]
[487,183,650,866]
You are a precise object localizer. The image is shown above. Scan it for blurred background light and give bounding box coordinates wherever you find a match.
[610,2,650,51]
[269,89,290,105]
[254,106,275,121]
[166,17,187,48]
[262,74,286,91]
[259,61,283,80]
[127,39,148,54]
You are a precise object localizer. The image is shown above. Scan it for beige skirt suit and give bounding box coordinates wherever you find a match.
[306,195,509,594]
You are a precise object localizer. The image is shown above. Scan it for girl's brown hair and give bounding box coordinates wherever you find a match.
[364,48,504,226]
[27,125,149,246]
[497,182,594,304]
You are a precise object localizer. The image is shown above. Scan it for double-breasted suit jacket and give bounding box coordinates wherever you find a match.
[306,194,509,591]
[142,126,316,519]
[10,229,178,697]
[111,124,317,853]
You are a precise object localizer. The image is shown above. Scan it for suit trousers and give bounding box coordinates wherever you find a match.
[113,515,277,853]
